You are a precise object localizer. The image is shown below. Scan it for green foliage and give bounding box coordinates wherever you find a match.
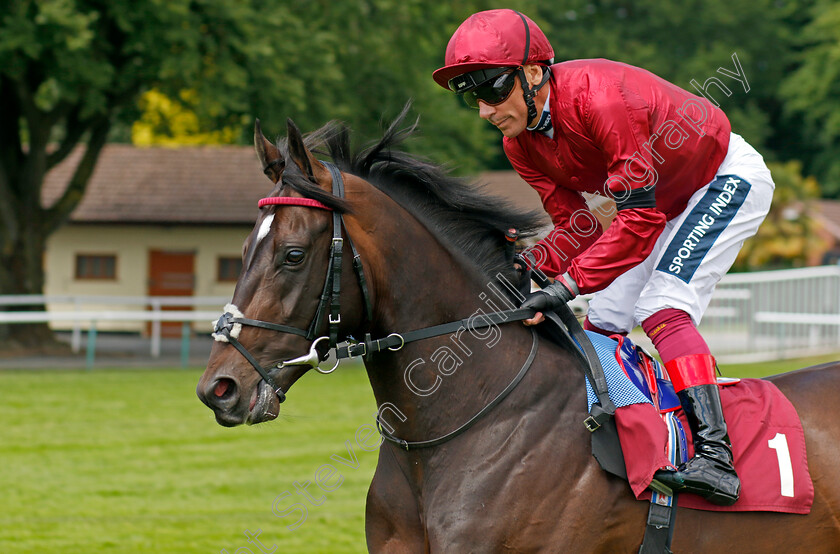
[532,0,797,154]
[233,0,502,173]
[3,0,835,177]
[0,0,301,300]
[733,160,828,271]
[3,0,840,304]
[132,89,242,146]
[780,0,840,196]
[0,0,258,123]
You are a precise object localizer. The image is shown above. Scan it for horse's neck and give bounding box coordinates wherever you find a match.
[349,187,488,337]
[345,182,579,446]
[359,224,576,447]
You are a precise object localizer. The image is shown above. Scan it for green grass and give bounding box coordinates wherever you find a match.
[722,353,840,379]
[0,364,378,554]
[1,353,838,553]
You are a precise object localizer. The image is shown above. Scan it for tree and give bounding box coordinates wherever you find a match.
[532,0,799,157]
[0,0,505,347]
[131,89,241,146]
[0,0,304,345]
[2,0,829,349]
[779,0,840,196]
[733,161,827,270]
[219,0,502,172]
[123,1,501,169]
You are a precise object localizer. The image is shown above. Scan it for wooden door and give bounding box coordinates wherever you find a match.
[147,250,195,337]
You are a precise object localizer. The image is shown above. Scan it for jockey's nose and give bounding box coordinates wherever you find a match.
[478,100,496,120]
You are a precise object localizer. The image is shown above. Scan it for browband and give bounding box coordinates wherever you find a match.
[258,197,333,211]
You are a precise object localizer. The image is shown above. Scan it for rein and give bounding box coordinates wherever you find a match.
[213,160,603,452]
[377,327,539,450]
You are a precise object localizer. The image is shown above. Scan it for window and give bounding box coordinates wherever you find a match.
[217,256,242,282]
[75,254,117,280]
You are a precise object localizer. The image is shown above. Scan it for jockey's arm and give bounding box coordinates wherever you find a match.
[564,85,668,295]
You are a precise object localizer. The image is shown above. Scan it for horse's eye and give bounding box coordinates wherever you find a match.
[285,249,306,265]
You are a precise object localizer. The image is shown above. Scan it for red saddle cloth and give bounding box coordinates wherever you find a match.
[618,378,813,514]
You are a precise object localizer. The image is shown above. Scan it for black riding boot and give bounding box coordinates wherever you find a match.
[654,384,741,506]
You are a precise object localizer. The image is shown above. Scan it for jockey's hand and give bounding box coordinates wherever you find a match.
[521,273,578,325]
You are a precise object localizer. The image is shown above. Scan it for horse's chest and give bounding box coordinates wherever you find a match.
[414,447,577,544]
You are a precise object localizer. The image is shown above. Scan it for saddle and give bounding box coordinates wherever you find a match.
[539,311,812,553]
[539,312,814,514]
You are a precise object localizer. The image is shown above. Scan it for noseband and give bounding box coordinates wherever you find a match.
[212,162,373,401]
[211,162,543,425]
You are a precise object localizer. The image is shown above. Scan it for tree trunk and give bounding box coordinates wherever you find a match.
[0,227,63,350]
[0,113,111,352]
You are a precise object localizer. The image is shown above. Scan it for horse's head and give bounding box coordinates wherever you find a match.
[198,106,548,428]
[197,118,369,427]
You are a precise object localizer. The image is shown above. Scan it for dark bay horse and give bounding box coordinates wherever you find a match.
[197,110,840,552]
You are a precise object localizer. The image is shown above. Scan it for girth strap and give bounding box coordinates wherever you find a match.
[639,499,678,554]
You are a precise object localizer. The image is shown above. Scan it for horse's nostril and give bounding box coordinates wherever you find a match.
[215,379,231,397]
[211,378,237,402]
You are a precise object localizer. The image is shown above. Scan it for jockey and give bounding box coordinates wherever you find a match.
[433,9,775,506]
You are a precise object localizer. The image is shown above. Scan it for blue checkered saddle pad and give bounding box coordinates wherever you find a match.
[583,331,688,465]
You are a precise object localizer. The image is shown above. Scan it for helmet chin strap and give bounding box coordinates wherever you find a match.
[518,66,552,123]
[512,10,551,125]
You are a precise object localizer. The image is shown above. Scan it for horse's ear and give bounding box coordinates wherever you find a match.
[286,118,316,179]
[254,119,283,184]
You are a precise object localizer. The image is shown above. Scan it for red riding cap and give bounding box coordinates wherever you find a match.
[433,9,554,90]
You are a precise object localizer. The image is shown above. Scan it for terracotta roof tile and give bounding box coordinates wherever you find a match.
[42,145,614,229]
[42,144,269,224]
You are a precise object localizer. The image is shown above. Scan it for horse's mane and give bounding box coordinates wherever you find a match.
[278,104,548,282]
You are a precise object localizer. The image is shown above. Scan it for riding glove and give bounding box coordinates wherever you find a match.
[520,273,578,313]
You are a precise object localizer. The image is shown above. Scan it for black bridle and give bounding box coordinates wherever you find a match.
[211,161,556,450]
[212,162,373,400]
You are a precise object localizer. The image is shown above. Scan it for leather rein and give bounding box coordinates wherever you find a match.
[212,161,541,448]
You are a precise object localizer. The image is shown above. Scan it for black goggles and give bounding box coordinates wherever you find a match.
[449,68,519,109]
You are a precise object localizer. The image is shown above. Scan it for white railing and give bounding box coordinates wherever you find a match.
[698,265,840,363]
[0,295,227,364]
[575,266,840,363]
[4,267,840,366]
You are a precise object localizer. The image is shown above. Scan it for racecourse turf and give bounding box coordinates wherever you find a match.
[0,363,378,554]
[1,354,837,553]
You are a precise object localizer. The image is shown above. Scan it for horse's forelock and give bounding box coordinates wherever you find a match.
[271,104,547,279]
[275,159,350,214]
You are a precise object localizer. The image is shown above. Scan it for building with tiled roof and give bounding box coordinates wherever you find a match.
[43,144,268,225]
[42,145,269,333]
[41,144,618,333]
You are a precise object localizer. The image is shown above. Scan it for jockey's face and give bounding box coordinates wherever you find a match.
[478,65,546,138]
